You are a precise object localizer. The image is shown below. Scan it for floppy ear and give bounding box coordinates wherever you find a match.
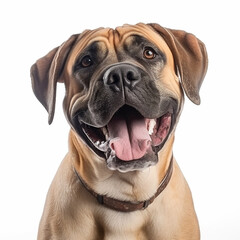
[30,34,79,124]
[149,23,208,105]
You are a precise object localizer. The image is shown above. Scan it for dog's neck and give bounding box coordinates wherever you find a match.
[69,129,174,202]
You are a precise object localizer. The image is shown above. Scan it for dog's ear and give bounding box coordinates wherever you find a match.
[30,34,79,124]
[149,23,208,105]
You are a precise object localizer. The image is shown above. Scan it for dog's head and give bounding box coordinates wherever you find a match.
[31,23,208,172]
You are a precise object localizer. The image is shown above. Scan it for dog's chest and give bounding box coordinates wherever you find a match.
[69,205,169,240]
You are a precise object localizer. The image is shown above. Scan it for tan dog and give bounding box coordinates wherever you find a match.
[31,23,208,240]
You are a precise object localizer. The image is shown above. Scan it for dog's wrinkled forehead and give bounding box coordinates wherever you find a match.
[67,23,174,68]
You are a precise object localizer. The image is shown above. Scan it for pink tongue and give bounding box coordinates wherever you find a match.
[107,109,151,161]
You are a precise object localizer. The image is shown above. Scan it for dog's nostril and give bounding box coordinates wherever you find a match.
[111,73,121,84]
[125,70,141,89]
[126,71,140,81]
[103,70,122,92]
[103,69,121,86]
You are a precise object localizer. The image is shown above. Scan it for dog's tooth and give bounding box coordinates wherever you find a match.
[148,119,156,135]
[99,140,109,152]
[102,127,109,139]
[106,148,116,164]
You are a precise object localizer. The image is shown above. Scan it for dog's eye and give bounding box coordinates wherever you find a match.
[80,55,93,67]
[143,47,156,59]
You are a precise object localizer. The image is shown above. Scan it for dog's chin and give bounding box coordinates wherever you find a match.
[105,151,159,173]
[72,105,174,172]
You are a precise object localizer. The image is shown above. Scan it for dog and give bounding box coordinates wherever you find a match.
[31,23,208,240]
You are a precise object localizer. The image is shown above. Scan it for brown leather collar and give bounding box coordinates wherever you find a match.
[74,155,173,212]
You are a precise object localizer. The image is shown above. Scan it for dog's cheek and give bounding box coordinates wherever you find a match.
[72,69,95,90]
[62,75,87,122]
[156,65,183,103]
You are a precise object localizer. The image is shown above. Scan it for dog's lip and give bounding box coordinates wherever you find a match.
[74,105,174,162]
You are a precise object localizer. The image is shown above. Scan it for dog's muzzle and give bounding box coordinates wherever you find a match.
[72,63,177,172]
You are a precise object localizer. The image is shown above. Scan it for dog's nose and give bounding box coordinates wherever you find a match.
[103,64,141,92]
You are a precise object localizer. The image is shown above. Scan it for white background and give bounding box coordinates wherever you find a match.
[0,0,239,239]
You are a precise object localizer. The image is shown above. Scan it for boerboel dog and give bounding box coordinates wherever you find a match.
[31,23,208,239]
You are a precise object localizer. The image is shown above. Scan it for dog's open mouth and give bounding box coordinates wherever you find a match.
[76,105,173,171]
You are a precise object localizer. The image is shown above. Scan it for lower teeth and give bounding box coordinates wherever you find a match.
[95,140,109,152]
[106,148,116,166]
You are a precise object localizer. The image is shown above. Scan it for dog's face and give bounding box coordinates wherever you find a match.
[31,23,208,172]
[65,25,180,172]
